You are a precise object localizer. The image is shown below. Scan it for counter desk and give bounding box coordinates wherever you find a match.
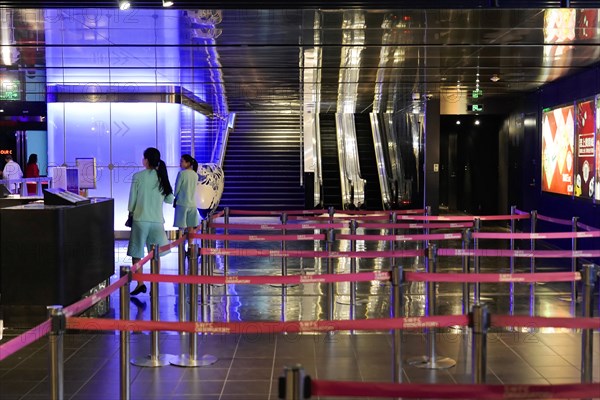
[0,198,114,327]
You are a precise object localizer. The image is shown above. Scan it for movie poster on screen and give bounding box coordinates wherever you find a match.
[542,104,575,195]
[574,100,595,198]
[596,95,600,201]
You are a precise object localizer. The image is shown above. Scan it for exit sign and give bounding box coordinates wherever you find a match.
[470,104,483,112]
[472,89,483,98]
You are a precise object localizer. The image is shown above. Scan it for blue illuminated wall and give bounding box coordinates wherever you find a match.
[43,9,204,230]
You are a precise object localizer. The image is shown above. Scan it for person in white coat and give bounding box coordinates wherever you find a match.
[2,155,23,193]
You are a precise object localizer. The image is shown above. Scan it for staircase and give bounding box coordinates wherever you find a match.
[355,113,383,210]
[219,112,305,210]
[319,113,343,209]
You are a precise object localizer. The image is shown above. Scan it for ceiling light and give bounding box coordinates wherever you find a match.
[118,1,131,10]
[162,0,174,6]
[490,74,500,82]
[456,120,461,125]
[475,120,480,125]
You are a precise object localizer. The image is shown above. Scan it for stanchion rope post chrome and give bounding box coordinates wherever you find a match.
[325,228,335,327]
[131,245,175,367]
[391,264,404,383]
[48,305,65,400]
[171,243,217,367]
[509,206,516,316]
[281,212,288,324]
[580,264,597,384]
[473,217,481,304]
[177,229,187,325]
[223,207,230,322]
[200,220,210,322]
[119,266,131,400]
[471,303,489,384]
[413,245,456,369]
[571,216,579,313]
[279,365,309,400]
[529,210,537,317]
[389,211,397,267]
[349,219,358,322]
[462,228,472,316]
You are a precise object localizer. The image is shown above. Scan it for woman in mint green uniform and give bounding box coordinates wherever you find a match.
[174,154,199,230]
[128,147,174,296]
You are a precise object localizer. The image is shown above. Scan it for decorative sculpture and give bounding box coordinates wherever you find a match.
[195,163,224,219]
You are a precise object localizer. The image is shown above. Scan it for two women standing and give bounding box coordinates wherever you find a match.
[127,149,199,296]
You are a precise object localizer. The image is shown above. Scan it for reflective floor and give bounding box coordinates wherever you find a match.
[1,216,599,399]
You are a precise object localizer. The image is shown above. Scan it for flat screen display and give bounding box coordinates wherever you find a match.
[574,99,595,199]
[596,95,600,201]
[542,104,575,195]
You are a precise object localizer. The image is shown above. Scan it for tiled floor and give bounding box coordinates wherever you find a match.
[1,216,599,399]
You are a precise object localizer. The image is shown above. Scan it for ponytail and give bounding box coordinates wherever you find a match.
[143,147,173,196]
[156,159,173,196]
[181,154,199,173]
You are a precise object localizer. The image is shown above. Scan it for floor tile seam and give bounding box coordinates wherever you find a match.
[64,353,114,400]
[218,333,240,400]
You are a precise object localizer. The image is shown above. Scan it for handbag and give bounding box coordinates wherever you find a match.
[125,213,133,228]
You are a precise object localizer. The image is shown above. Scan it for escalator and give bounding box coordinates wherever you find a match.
[319,113,343,209]
[355,113,383,210]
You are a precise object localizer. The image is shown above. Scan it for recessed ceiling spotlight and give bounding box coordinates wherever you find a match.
[475,119,480,125]
[490,74,500,82]
[118,0,131,10]
[456,120,461,125]
[162,0,174,6]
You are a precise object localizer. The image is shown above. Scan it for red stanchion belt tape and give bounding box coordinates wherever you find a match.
[438,248,600,258]
[536,214,573,226]
[473,230,600,240]
[63,274,129,317]
[66,315,469,334]
[404,271,581,283]
[133,271,391,285]
[289,214,391,221]
[199,248,425,258]
[491,315,600,330]
[514,208,530,216]
[577,221,600,232]
[227,209,328,216]
[338,233,463,242]
[311,380,600,399]
[131,253,153,273]
[359,222,473,229]
[397,215,526,222]
[192,233,325,241]
[205,222,346,231]
[0,319,52,362]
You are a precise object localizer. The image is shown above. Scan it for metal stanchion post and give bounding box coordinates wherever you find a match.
[571,217,579,312]
[48,305,65,400]
[119,266,131,400]
[281,365,307,400]
[200,220,210,322]
[473,218,481,304]
[471,303,489,384]
[391,265,404,383]
[462,228,472,315]
[414,245,456,369]
[509,206,516,316]
[326,228,335,323]
[580,264,596,383]
[389,212,397,268]
[529,210,537,316]
[281,212,288,323]
[223,207,230,278]
[171,244,217,367]
[131,245,175,367]
[178,230,187,324]
[349,219,358,321]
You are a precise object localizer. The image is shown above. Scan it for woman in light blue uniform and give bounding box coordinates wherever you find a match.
[174,154,199,230]
[128,147,174,296]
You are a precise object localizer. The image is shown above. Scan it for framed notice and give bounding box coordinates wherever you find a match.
[574,99,595,199]
[76,157,97,189]
[541,104,575,195]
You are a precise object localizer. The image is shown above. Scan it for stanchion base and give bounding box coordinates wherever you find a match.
[170,354,218,367]
[130,354,176,367]
[409,356,456,369]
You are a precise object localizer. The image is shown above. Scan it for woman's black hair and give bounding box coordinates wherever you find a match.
[27,154,38,165]
[144,147,173,196]
[181,154,198,172]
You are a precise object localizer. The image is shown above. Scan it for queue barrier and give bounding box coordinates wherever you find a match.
[1,208,599,400]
